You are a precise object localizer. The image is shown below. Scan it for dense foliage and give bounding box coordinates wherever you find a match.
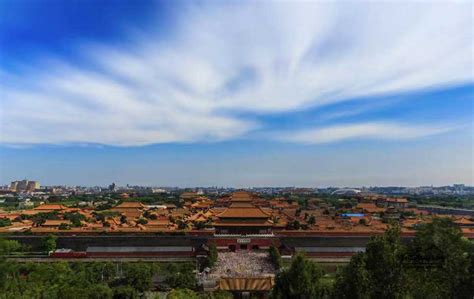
[207,243,218,267]
[0,238,199,299]
[0,218,12,227]
[167,289,232,299]
[43,234,57,252]
[409,195,474,210]
[0,260,200,299]
[333,219,474,299]
[272,253,326,298]
[63,212,86,227]
[271,219,473,299]
[269,245,282,269]
[0,261,145,298]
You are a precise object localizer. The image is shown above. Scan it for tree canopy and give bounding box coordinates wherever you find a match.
[272,253,325,299]
[334,219,474,299]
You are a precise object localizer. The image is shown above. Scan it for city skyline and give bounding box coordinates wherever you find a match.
[4,180,474,189]
[1,1,473,186]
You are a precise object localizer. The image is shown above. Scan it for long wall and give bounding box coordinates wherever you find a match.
[6,234,417,252]
[7,235,207,251]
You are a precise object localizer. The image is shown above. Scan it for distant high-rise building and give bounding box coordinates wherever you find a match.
[9,181,18,191]
[26,181,40,192]
[9,180,40,192]
[109,182,116,192]
[16,180,29,191]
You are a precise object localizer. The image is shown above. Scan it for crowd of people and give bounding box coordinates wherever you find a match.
[210,251,275,278]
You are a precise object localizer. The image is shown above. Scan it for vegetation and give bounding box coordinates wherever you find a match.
[408,194,474,210]
[286,220,301,230]
[208,243,218,267]
[0,261,155,299]
[168,288,199,299]
[21,212,61,226]
[0,245,199,299]
[0,218,12,227]
[0,238,22,255]
[167,289,232,299]
[333,219,474,299]
[58,223,71,230]
[163,263,197,290]
[137,218,148,225]
[43,234,57,252]
[271,219,473,299]
[63,212,86,227]
[176,219,188,230]
[269,245,282,270]
[272,253,325,298]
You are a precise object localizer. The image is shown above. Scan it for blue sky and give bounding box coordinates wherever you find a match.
[0,0,472,187]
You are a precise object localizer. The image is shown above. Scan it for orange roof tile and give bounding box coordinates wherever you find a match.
[454,217,474,225]
[34,204,67,211]
[42,220,71,226]
[114,202,145,209]
[231,191,253,202]
[217,205,270,219]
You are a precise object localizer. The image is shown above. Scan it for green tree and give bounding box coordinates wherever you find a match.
[364,225,406,299]
[123,263,153,292]
[406,218,473,298]
[272,253,324,299]
[269,245,282,269]
[177,219,187,230]
[208,243,218,267]
[63,212,85,227]
[87,284,114,299]
[167,288,199,299]
[43,234,57,252]
[165,263,197,289]
[137,218,148,225]
[59,223,71,230]
[333,219,474,299]
[0,218,11,227]
[112,285,138,299]
[333,253,368,299]
[0,238,21,255]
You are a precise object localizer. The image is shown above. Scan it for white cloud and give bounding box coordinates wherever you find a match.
[0,1,472,146]
[280,122,455,144]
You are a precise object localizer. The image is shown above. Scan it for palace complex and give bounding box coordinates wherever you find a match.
[1,191,473,254]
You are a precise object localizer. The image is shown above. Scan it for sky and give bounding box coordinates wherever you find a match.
[0,0,473,187]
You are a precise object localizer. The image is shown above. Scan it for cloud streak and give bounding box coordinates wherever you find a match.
[0,1,472,146]
[279,122,455,144]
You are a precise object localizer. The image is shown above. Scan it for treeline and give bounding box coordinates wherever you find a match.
[0,256,200,299]
[408,195,474,210]
[272,218,474,299]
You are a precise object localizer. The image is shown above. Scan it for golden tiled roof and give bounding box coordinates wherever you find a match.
[217,205,270,219]
[231,191,253,202]
[219,277,274,291]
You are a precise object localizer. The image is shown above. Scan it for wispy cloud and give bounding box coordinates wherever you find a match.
[0,1,472,146]
[279,122,456,144]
